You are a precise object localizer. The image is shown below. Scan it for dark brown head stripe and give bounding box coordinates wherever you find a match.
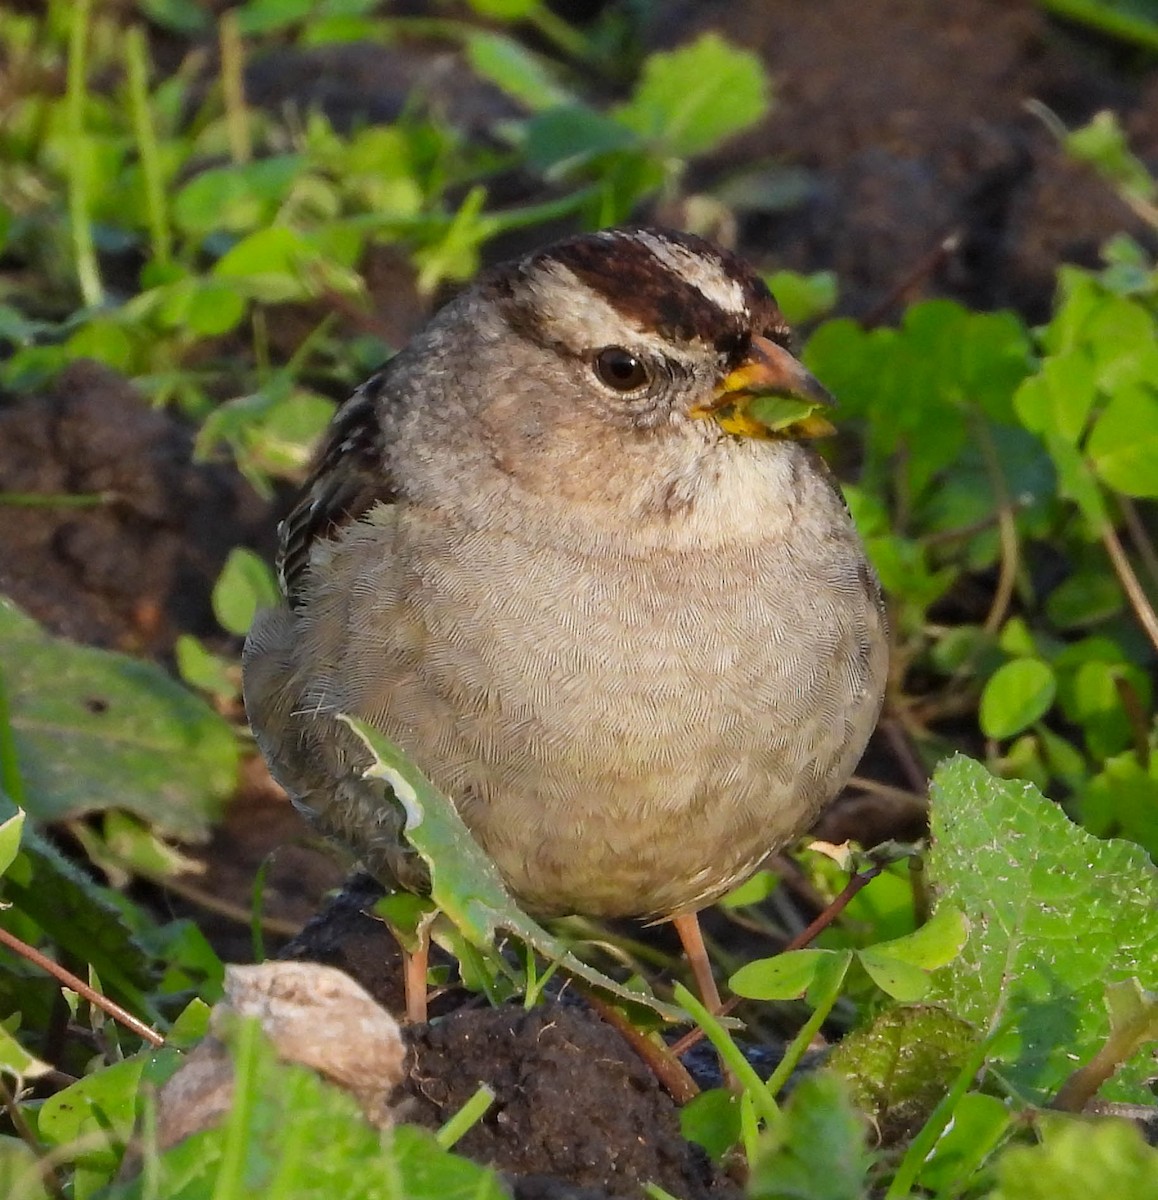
[504,227,791,362]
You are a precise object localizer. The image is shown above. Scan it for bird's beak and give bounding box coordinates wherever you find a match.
[690,335,837,440]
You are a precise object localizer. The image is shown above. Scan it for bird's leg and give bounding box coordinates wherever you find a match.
[403,923,431,1024]
[672,911,722,1013]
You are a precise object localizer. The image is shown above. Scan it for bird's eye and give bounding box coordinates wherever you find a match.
[593,347,650,391]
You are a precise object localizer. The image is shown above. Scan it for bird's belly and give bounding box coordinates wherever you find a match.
[324,511,885,917]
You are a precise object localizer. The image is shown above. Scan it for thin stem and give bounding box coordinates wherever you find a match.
[762,952,850,1100]
[975,416,1020,638]
[125,27,171,266]
[1120,497,1158,593]
[1101,519,1158,656]
[0,491,113,508]
[436,1084,496,1150]
[0,925,163,1047]
[585,990,698,1104]
[219,10,251,165]
[65,0,102,307]
[674,985,780,1124]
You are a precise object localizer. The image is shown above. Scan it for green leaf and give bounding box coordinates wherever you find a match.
[614,33,771,157]
[342,717,684,1020]
[0,808,23,877]
[1086,383,1158,497]
[173,156,304,238]
[465,32,570,112]
[212,547,281,636]
[860,905,970,970]
[856,908,968,1001]
[680,1087,740,1162]
[990,1113,1158,1199]
[730,949,832,1001]
[1065,108,1155,203]
[0,800,163,1011]
[765,269,838,326]
[926,756,1158,1102]
[37,1049,183,1176]
[748,1072,872,1200]
[915,1091,1011,1193]
[0,1020,50,1081]
[524,105,637,174]
[979,658,1057,739]
[0,600,237,835]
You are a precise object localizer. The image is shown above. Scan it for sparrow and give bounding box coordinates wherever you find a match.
[243,226,888,1021]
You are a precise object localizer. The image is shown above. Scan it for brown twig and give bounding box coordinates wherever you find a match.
[582,989,699,1104]
[0,925,163,1047]
[861,231,961,329]
[975,416,1020,638]
[1101,519,1158,656]
[1119,497,1158,594]
[880,717,929,794]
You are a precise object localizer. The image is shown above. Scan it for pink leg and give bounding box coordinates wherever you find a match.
[672,911,723,1013]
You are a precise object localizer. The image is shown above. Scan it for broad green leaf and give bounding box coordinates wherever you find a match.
[37,1050,182,1172]
[979,658,1056,739]
[990,1113,1158,1200]
[857,908,968,1001]
[1086,383,1158,498]
[343,717,684,1020]
[730,949,831,1001]
[680,1087,740,1162]
[765,269,838,326]
[860,906,969,970]
[926,756,1158,1102]
[828,1006,978,1143]
[524,105,636,174]
[1076,751,1158,859]
[465,32,570,111]
[856,954,932,1002]
[615,34,771,157]
[748,1072,871,1200]
[173,156,304,238]
[212,547,281,636]
[1,600,237,835]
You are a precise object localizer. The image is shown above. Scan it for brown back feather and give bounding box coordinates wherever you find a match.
[278,374,396,609]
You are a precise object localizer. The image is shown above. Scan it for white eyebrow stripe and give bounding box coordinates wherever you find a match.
[631,230,749,318]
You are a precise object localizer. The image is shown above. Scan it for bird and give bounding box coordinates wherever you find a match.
[242,225,889,1023]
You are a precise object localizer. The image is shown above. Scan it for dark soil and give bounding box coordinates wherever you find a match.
[4,1,1157,1196]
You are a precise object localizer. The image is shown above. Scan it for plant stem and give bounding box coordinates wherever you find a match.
[435,1083,496,1150]
[219,10,251,165]
[0,925,163,1047]
[1101,518,1158,656]
[125,27,172,267]
[65,0,103,307]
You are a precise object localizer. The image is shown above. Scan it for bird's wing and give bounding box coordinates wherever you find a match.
[278,372,397,609]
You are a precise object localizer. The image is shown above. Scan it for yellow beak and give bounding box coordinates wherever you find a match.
[690,335,837,440]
